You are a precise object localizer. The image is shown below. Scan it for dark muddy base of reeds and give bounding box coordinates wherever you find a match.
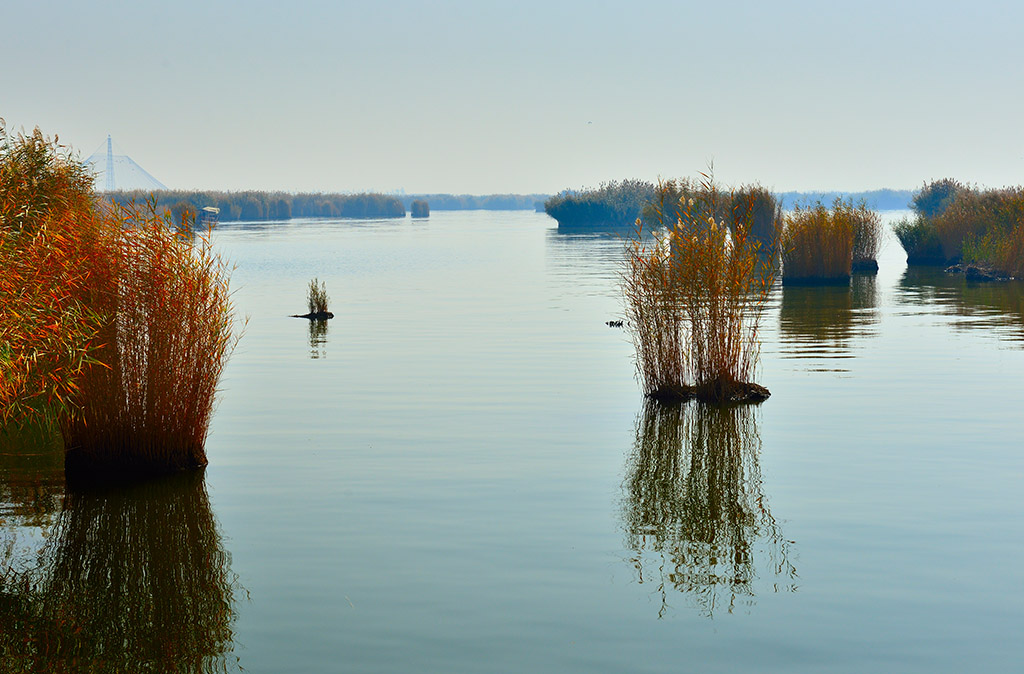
[852,259,879,273]
[64,447,208,488]
[782,275,850,287]
[292,311,334,320]
[945,263,1014,282]
[906,255,951,266]
[647,382,770,404]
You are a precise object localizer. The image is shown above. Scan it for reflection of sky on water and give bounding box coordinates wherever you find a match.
[3,211,1021,672]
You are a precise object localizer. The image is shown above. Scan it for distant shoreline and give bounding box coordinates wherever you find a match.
[98,188,914,224]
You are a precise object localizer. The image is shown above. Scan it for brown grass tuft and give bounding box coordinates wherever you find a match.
[624,178,772,403]
[780,199,857,285]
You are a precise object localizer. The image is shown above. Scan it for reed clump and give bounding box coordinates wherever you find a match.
[624,179,772,403]
[894,179,1024,276]
[780,199,857,285]
[1,122,238,481]
[642,180,782,280]
[1,124,110,425]
[308,278,329,315]
[61,200,237,481]
[894,178,970,265]
[850,202,882,272]
[893,215,945,265]
[410,199,429,218]
[939,187,1024,277]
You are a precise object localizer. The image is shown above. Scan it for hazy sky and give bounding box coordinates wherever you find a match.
[3,0,1022,194]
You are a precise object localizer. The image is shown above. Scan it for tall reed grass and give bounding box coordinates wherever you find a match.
[2,123,238,480]
[780,199,857,285]
[895,181,1024,275]
[62,200,236,480]
[624,179,772,403]
[410,199,430,218]
[937,187,1024,275]
[893,215,946,265]
[307,278,329,315]
[1,124,109,425]
[850,202,882,271]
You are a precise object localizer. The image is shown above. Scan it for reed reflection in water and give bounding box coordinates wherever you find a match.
[308,318,329,359]
[622,401,796,617]
[0,422,64,536]
[896,266,1024,342]
[777,274,879,369]
[0,470,242,673]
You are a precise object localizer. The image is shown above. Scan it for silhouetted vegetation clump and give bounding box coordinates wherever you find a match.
[290,278,333,321]
[912,178,964,218]
[410,200,429,218]
[545,179,656,229]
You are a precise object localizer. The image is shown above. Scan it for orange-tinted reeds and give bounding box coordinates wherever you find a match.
[780,199,856,285]
[624,180,772,403]
[2,123,238,480]
[62,200,236,480]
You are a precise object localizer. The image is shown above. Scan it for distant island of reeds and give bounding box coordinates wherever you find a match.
[543,180,914,230]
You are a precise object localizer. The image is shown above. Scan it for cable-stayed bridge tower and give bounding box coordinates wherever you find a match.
[83,136,167,192]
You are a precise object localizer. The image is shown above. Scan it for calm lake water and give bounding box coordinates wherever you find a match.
[2,210,1023,672]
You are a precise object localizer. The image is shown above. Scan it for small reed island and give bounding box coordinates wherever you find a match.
[292,278,334,320]
[623,178,776,404]
[781,198,881,285]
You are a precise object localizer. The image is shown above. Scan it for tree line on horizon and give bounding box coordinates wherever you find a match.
[101,190,557,221]
[400,193,548,211]
[102,185,918,226]
[105,190,407,221]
